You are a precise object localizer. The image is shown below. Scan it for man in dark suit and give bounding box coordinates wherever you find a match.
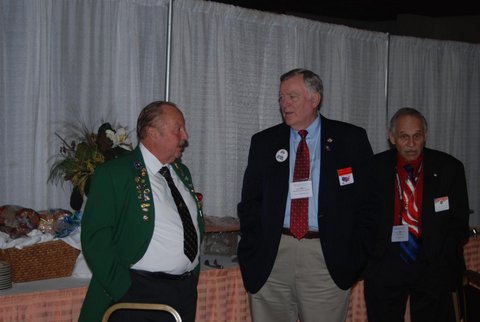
[364,107,470,322]
[79,101,205,322]
[237,68,378,322]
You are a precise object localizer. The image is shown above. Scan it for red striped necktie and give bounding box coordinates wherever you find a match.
[400,164,421,264]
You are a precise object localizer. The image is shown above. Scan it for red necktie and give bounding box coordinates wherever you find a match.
[290,130,309,239]
[400,164,420,264]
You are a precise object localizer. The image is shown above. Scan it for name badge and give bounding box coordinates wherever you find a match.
[290,180,313,199]
[434,196,449,212]
[337,167,354,186]
[391,225,409,242]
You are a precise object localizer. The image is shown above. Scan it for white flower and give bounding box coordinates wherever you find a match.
[106,128,132,150]
[105,129,117,145]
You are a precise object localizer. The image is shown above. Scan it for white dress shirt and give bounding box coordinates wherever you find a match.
[131,143,199,274]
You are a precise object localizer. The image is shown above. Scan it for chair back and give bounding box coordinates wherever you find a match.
[102,302,182,322]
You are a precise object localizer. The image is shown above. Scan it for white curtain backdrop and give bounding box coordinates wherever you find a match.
[0,0,169,210]
[1,0,479,226]
[388,36,480,225]
[170,0,388,217]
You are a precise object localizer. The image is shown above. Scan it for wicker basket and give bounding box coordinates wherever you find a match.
[0,240,80,283]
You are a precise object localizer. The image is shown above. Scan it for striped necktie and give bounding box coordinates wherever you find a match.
[400,164,420,264]
[160,166,198,262]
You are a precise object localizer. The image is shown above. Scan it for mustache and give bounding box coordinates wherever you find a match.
[180,140,189,149]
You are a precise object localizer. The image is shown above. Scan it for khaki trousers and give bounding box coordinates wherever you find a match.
[249,234,349,322]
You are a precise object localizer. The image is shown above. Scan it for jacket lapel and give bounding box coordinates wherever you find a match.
[319,116,335,218]
[171,160,205,237]
[420,148,437,237]
[131,147,155,222]
[274,124,291,217]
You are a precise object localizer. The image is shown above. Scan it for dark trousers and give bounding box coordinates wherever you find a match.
[109,269,198,322]
[364,252,456,322]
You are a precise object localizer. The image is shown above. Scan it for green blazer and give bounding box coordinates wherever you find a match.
[78,146,205,322]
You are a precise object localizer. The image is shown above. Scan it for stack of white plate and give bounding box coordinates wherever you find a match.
[0,260,12,290]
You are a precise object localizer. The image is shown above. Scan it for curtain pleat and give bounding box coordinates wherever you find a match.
[1,0,479,225]
[388,36,480,223]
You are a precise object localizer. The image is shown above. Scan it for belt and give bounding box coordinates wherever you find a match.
[281,228,320,239]
[131,269,193,280]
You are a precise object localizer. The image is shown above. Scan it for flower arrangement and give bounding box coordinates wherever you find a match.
[48,122,133,210]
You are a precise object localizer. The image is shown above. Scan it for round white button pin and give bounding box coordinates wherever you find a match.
[276,149,288,162]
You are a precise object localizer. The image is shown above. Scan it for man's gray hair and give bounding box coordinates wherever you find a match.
[280,68,323,110]
[389,107,428,134]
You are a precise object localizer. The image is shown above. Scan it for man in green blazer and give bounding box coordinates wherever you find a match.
[79,101,205,322]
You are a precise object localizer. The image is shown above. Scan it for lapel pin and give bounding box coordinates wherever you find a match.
[134,161,143,169]
[327,137,333,143]
[276,149,288,162]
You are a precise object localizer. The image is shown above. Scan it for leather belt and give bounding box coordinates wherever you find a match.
[131,269,193,280]
[281,228,320,239]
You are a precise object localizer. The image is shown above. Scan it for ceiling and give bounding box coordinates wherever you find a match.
[207,0,480,21]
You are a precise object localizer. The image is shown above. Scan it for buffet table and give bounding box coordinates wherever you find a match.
[0,262,248,322]
[0,237,478,322]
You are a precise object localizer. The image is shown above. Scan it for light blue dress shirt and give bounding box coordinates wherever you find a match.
[284,115,321,231]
